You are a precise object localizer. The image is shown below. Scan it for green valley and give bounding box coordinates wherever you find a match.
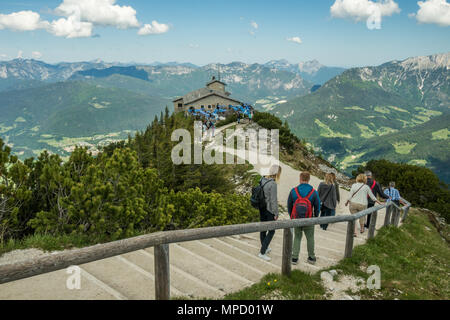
[0,81,169,159]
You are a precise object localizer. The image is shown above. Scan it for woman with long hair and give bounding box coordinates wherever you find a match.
[258,164,282,261]
[318,173,338,231]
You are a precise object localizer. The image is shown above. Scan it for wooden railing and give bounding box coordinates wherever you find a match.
[0,198,411,300]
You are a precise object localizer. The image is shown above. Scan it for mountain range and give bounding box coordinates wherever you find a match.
[264,59,346,85]
[273,52,449,183]
[1,54,448,183]
[0,58,337,159]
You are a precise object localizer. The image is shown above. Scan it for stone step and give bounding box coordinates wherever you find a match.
[137,248,224,299]
[81,256,155,300]
[178,240,266,282]
[0,268,120,300]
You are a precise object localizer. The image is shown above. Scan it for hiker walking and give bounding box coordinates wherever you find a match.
[252,165,282,261]
[346,174,382,236]
[318,173,338,231]
[288,172,321,265]
[365,171,389,229]
[384,182,406,206]
[330,172,340,205]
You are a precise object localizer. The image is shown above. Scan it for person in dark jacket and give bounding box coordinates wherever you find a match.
[318,173,337,231]
[258,165,282,262]
[288,172,321,265]
[330,172,340,204]
[364,171,389,229]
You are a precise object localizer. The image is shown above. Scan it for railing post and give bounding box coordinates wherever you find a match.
[393,207,401,227]
[154,244,170,300]
[384,205,392,226]
[391,207,400,226]
[368,210,378,240]
[402,207,409,222]
[344,220,355,258]
[282,228,293,277]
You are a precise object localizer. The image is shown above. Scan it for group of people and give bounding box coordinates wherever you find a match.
[256,166,405,265]
[202,118,216,140]
[236,108,253,124]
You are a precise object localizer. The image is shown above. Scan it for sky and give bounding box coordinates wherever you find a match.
[0,0,449,68]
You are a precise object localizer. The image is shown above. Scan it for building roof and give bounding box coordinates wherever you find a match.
[206,79,227,87]
[185,91,242,105]
[173,86,241,105]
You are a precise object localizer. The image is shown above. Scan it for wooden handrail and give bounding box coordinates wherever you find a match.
[0,200,411,300]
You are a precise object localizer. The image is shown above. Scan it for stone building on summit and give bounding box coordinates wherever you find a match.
[173,76,243,114]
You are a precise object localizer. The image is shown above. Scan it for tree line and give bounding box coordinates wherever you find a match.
[354,159,450,223]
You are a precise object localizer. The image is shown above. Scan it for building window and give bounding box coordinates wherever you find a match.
[208,105,212,109]
[178,103,183,108]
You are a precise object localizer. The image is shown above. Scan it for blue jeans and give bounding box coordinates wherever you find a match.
[320,207,336,230]
[259,209,275,254]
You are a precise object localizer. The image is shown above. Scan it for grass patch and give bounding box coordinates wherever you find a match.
[224,272,327,300]
[327,208,450,300]
[408,159,427,166]
[345,106,365,111]
[392,142,417,155]
[374,106,391,114]
[356,123,376,139]
[388,106,409,113]
[314,119,352,139]
[432,129,450,141]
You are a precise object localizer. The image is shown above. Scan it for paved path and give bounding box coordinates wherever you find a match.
[0,122,388,300]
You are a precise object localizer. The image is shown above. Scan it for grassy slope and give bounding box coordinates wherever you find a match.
[353,114,450,183]
[224,208,449,300]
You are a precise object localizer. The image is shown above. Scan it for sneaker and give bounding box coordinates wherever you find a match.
[307,257,317,265]
[265,247,272,255]
[291,258,298,265]
[258,253,272,261]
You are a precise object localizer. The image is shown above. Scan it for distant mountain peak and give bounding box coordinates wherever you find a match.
[399,52,450,70]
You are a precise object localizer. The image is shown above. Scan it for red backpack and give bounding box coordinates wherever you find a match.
[367,180,376,199]
[291,188,315,219]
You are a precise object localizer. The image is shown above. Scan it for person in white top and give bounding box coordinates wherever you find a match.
[346,174,382,236]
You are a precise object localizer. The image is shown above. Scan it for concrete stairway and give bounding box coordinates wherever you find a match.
[0,207,388,300]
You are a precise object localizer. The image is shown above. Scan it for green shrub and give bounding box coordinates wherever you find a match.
[354,160,450,223]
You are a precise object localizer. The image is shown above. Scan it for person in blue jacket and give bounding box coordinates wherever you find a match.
[287,172,321,265]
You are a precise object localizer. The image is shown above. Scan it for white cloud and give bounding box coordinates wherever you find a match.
[0,0,170,38]
[48,16,93,38]
[0,54,7,59]
[189,43,199,48]
[138,21,170,35]
[330,0,401,29]
[32,51,43,59]
[287,36,303,44]
[17,50,23,59]
[55,0,139,29]
[250,21,258,29]
[0,10,49,31]
[414,0,450,26]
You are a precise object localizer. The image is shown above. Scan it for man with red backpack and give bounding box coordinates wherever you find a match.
[288,172,321,265]
[364,171,389,229]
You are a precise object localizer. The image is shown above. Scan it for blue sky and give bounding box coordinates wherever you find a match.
[0,0,449,67]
